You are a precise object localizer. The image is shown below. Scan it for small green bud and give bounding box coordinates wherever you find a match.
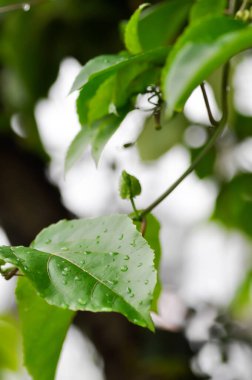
[119,170,141,200]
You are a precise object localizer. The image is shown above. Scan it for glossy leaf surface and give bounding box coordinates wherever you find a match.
[0,215,156,330]
[71,48,168,93]
[16,277,74,380]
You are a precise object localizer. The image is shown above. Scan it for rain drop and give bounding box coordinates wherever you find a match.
[144,280,149,285]
[120,265,128,272]
[126,287,132,294]
[22,3,31,12]
[45,239,52,244]
[74,276,80,281]
[124,255,130,261]
[119,234,124,241]
[137,262,143,268]
[103,228,108,233]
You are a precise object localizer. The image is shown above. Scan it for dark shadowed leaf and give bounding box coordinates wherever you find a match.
[16,277,74,380]
[190,0,226,23]
[138,0,193,51]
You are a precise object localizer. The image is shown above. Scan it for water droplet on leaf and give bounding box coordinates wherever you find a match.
[120,265,128,272]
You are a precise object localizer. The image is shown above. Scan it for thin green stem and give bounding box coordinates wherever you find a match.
[239,0,249,11]
[139,63,230,218]
[130,197,140,219]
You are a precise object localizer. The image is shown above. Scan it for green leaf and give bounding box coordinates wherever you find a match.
[0,315,19,371]
[119,170,142,199]
[213,173,252,237]
[16,277,74,380]
[88,75,117,124]
[0,215,156,330]
[190,146,216,179]
[91,115,122,165]
[137,114,188,161]
[65,127,95,173]
[162,17,252,117]
[71,47,169,93]
[134,214,161,312]
[190,0,226,23]
[76,78,104,125]
[138,0,194,51]
[230,270,252,319]
[124,3,150,54]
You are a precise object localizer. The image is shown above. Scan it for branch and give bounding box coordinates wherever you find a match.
[0,0,46,14]
[139,63,230,218]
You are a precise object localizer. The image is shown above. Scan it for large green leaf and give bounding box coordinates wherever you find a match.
[0,215,156,330]
[162,17,252,117]
[16,277,74,380]
[70,47,168,93]
[138,0,194,51]
[190,0,226,23]
[0,315,19,371]
[213,173,252,238]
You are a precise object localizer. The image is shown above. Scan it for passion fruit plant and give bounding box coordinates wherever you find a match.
[1,0,252,378]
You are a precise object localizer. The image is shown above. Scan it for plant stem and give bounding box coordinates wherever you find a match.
[130,197,140,219]
[200,82,219,127]
[139,63,229,218]
[0,0,45,14]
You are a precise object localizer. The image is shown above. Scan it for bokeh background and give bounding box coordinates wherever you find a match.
[0,0,252,379]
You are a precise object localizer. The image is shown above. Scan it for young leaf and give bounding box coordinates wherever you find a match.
[162,17,252,117]
[190,0,226,23]
[119,170,141,199]
[91,114,122,165]
[71,47,168,93]
[65,127,95,173]
[0,315,19,371]
[138,0,194,51]
[16,277,74,380]
[0,215,156,330]
[124,3,150,54]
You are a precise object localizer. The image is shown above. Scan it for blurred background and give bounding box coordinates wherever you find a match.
[0,0,252,379]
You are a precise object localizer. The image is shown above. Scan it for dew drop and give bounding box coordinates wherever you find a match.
[60,246,68,251]
[124,255,130,261]
[130,293,135,298]
[137,262,143,268]
[144,280,149,285]
[22,3,31,12]
[103,228,108,233]
[119,234,124,241]
[109,251,119,257]
[126,287,132,294]
[139,300,143,306]
[45,239,52,244]
[78,298,87,306]
[74,276,80,281]
[60,303,67,309]
[120,265,128,272]
[80,260,86,265]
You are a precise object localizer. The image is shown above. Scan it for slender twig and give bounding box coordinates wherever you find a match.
[239,0,249,11]
[130,197,140,219]
[140,217,147,236]
[0,0,46,14]
[200,82,219,127]
[228,0,237,14]
[139,63,230,218]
